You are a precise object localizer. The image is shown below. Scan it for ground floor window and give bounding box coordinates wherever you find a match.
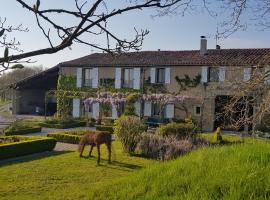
[152,103,164,117]
[194,106,201,116]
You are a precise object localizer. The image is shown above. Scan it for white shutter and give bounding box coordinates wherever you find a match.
[165,68,171,84]
[201,66,208,83]
[76,68,82,88]
[243,67,251,81]
[112,104,118,119]
[150,68,156,83]
[72,98,80,118]
[134,101,141,116]
[92,68,99,88]
[165,104,174,119]
[115,68,122,89]
[133,68,141,90]
[144,101,152,117]
[219,67,225,82]
[92,103,99,119]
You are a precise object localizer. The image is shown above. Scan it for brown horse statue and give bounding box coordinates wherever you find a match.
[78,131,112,164]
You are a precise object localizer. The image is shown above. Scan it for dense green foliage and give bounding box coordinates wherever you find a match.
[95,125,114,134]
[114,115,146,153]
[156,121,195,138]
[47,130,99,144]
[0,141,155,200]
[0,136,56,160]
[40,118,86,129]
[124,93,140,116]
[4,119,41,136]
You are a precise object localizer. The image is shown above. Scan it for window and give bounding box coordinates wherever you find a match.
[83,68,93,87]
[122,68,134,88]
[194,106,201,116]
[152,103,164,117]
[156,68,165,83]
[209,67,219,82]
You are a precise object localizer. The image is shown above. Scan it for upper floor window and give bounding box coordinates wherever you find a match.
[209,67,219,82]
[122,68,134,88]
[83,68,93,87]
[156,68,165,83]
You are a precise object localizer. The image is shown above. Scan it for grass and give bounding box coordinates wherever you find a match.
[0,141,156,200]
[88,142,270,200]
[1,134,270,199]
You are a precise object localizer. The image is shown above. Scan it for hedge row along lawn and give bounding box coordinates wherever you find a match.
[0,135,269,200]
[4,119,42,136]
[47,130,105,144]
[0,136,56,160]
[40,118,86,129]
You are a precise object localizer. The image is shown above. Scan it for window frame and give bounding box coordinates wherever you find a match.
[156,68,166,84]
[208,67,219,82]
[83,68,93,87]
[122,68,134,88]
[194,105,202,116]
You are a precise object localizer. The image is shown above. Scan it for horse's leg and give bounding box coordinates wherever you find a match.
[79,144,85,157]
[97,144,100,165]
[89,144,94,157]
[106,142,111,163]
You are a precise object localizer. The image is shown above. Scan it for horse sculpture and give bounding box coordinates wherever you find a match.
[78,131,112,164]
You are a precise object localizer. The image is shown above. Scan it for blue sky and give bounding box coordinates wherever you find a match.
[1,0,270,69]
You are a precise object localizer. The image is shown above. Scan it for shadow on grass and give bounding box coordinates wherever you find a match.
[79,155,143,170]
[0,150,72,167]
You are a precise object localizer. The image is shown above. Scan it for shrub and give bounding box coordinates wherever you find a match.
[96,125,114,134]
[213,127,222,144]
[4,119,42,136]
[156,121,195,138]
[47,130,104,144]
[40,118,86,129]
[124,93,140,116]
[5,127,42,136]
[0,136,56,160]
[114,115,146,153]
[136,133,203,160]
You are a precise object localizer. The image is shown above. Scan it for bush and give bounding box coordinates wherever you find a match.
[47,130,104,144]
[213,127,222,144]
[114,115,146,153]
[4,119,42,136]
[136,133,204,160]
[96,125,114,134]
[40,118,86,129]
[5,127,42,136]
[156,121,195,138]
[0,136,56,160]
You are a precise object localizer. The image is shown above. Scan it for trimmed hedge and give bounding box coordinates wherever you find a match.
[47,130,104,144]
[4,127,42,136]
[156,122,195,138]
[96,125,114,134]
[40,121,86,129]
[0,136,56,160]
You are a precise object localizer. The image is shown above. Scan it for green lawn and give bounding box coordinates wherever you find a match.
[0,141,156,200]
[1,135,270,200]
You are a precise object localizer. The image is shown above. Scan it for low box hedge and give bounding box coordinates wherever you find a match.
[4,127,42,136]
[47,130,105,144]
[0,136,56,160]
[95,125,114,134]
[40,121,86,129]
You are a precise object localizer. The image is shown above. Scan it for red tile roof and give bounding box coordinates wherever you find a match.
[60,48,270,67]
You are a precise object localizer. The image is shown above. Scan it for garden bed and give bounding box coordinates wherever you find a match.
[5,127,42,136]
[0,136,56,160]
[47,130,106,144]
[40,118,86,129]
[4,119,42,136]
[95,124,114,134]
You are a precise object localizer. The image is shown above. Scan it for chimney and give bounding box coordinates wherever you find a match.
[158,49,161,51]
[216,45,221,50]
[200,36,207,56]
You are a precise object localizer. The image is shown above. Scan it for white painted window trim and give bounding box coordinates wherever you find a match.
[201,66,209,83]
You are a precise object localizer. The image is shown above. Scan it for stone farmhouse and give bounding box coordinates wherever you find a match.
[10,37,270,131]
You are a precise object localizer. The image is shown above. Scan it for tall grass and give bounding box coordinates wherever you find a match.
[89,143,270,200]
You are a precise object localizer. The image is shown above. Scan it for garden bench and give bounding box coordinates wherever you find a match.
[145,117,169,127]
